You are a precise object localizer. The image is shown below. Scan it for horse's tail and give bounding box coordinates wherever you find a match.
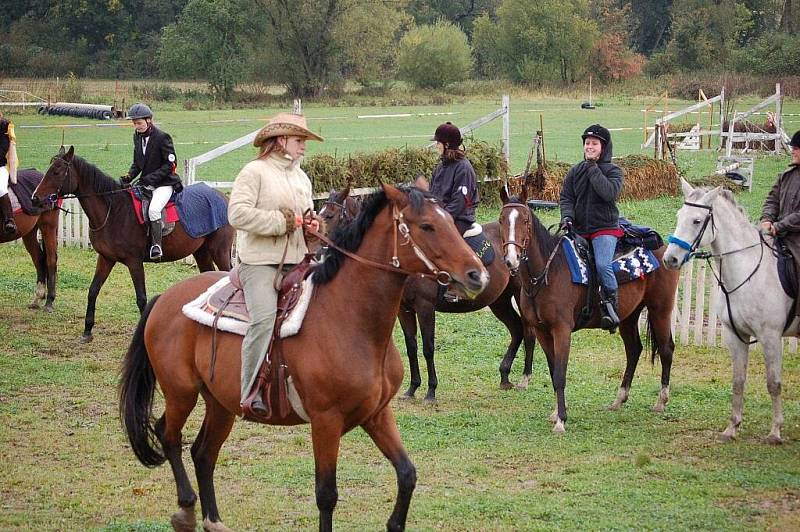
[645,313,673,365]
[119,295,166,467]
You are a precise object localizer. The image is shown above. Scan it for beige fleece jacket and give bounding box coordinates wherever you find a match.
[228,153,313,265]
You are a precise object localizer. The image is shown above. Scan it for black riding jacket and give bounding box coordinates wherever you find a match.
[126,125,183,192]
[430,155,479,234]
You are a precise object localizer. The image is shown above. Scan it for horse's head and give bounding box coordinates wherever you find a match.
[663,178,722,269]
[319,186,359,235]
[384,183,488,299]
[32,146,76,207]
[498,184,531,273]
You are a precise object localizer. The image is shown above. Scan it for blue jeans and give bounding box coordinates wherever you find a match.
[591,235,618,291]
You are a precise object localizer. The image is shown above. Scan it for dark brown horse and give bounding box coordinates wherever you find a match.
[119,184,488,531]
[499,187,679,432]
[32,146,234,342]
[319,187,536,402]
[2,169,59,311]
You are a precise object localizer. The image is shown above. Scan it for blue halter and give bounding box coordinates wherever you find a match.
[667,201,714,265]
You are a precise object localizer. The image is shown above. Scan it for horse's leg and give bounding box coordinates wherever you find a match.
[417,301,438,402]
[192,246,215,272]
[536,329,561,426]
[648,310,675,413]
[549,325,572,433]
[82,255,117,342]
[761,335,784,444]
[311,416,344,532]
[124,260,148,314]
[153,380,201,532]
[720,327,751,443]
[21,230,44,309]
[362,406,416,532]
[191,393,236,531]
[490,293,526,390]
[609,313,643,411]
[518,326,536,390]
[204,228,233,271]
[397,307,421,399]
[41,216,59,312]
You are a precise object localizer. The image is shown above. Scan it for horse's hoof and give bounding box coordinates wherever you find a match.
[44,304,54,314]
[765,434,784,445]
[652,403,665,413]
[203,517,234,532]
[499,382,514,391]
[423,396,437,405]
[718,432,735,443]
[170,507,196,532]
[80,334,93,344]
[553,421,566,434]
[27,302,40,310]
[608,402,622,411]
[399,392,415,401]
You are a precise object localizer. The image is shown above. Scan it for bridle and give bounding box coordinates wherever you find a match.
[320,198,355,225]
[669,199,765,345]
[500,202,531,270]
[308,202,454,286]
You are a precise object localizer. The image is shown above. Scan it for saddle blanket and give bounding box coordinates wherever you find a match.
[463,223,495,266]
[9,168,62,215]
[562,238,660,286]
[181,275,315,337]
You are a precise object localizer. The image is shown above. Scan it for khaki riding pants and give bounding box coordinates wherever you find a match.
[239,263,285,403]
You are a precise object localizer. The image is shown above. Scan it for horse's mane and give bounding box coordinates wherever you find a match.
[313,186,435,284]
[70,155,124,196]
[690,186,750,220]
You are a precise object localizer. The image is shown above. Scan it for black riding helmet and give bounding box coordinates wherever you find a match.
[126,103,153,120]
[581,124,611,145]
[790,129,800,148]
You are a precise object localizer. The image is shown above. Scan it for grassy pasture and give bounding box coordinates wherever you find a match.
[1,96,799,530]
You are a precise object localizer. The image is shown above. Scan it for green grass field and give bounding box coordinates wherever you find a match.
[1,95,799,530]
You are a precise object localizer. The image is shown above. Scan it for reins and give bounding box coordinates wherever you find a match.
[307,204,453,285]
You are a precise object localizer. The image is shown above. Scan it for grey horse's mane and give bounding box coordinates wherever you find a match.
[690,186,750,220]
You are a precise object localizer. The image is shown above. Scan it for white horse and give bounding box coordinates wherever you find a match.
[663,178,794,444]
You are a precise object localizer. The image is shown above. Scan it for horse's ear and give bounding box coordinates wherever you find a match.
[702,186,722,204]
[64,145,75,162]
[57,145,66,157]
[519,182,528,203]
[382,183,408,208]
[341,185,350,197]
[415,175,429,191]
[680,177,693,198]
[500,183,510,204]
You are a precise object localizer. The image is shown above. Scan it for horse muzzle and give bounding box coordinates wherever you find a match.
[451,268,489,300]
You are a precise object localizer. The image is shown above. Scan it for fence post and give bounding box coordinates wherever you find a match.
[502,95,510,164]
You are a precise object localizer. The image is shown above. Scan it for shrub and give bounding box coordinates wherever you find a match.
[397,21,472,89]
[731,33,800,76]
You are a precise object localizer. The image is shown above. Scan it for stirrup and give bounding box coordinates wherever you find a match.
[149,244,163,260]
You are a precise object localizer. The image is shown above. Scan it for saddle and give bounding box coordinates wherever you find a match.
[775,237,798,301]
[128,188,178,236]
[210,254,316,422]
[463,223,496,267]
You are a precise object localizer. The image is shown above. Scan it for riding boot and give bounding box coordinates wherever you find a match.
[149,220,163,261]
[600,287,620,332]
[0,194,17,235]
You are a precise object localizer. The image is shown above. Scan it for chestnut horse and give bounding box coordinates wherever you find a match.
[499,186,679,433]
[319,187,536,401]
[2,169,59,311]
[119,184,488,531]
[32,146,234,342]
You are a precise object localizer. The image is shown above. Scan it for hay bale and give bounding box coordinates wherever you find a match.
[303,141,509,199]
[506,155,678,202]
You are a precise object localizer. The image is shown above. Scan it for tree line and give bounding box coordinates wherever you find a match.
[2,0,799,100]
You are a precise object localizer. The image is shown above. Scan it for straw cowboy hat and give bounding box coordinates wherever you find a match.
[253,112,323,147]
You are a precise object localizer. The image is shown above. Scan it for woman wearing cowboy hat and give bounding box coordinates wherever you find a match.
[559,124,625,332]
[228,112,323,415]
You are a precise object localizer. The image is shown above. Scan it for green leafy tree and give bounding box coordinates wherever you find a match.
[158,0,251,100]
[397,21,473,89]
[473,0,597,84]
[406,0,500,36]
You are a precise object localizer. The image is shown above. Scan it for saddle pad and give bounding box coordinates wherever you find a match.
[562,238,660,286]
[182,275,315,337]
[465,231,495,267]
[128,189,179,225]
[9,168,62,215]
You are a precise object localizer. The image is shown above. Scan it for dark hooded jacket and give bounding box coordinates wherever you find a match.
[559,136,624,235]
[762,164,800,264]
[0,119,9,167]
[430,155,479,234]
[126,125,183,192]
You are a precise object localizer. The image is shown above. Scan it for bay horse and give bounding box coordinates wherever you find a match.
[664,179,790,443]
[1,169,59,311]
[32,146,234,342]
[119,184,488,531]
[319,187,535,401]
[499,186,679,433]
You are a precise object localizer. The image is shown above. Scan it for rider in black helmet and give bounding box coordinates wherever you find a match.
[122,103,183,261]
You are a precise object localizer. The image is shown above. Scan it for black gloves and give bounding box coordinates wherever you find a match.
[120,174,133,185]
[560,218,573,233]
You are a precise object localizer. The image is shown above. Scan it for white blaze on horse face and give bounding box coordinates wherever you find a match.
[318,204,328,216]
[505,209,519,268]
[434,204,449,220]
